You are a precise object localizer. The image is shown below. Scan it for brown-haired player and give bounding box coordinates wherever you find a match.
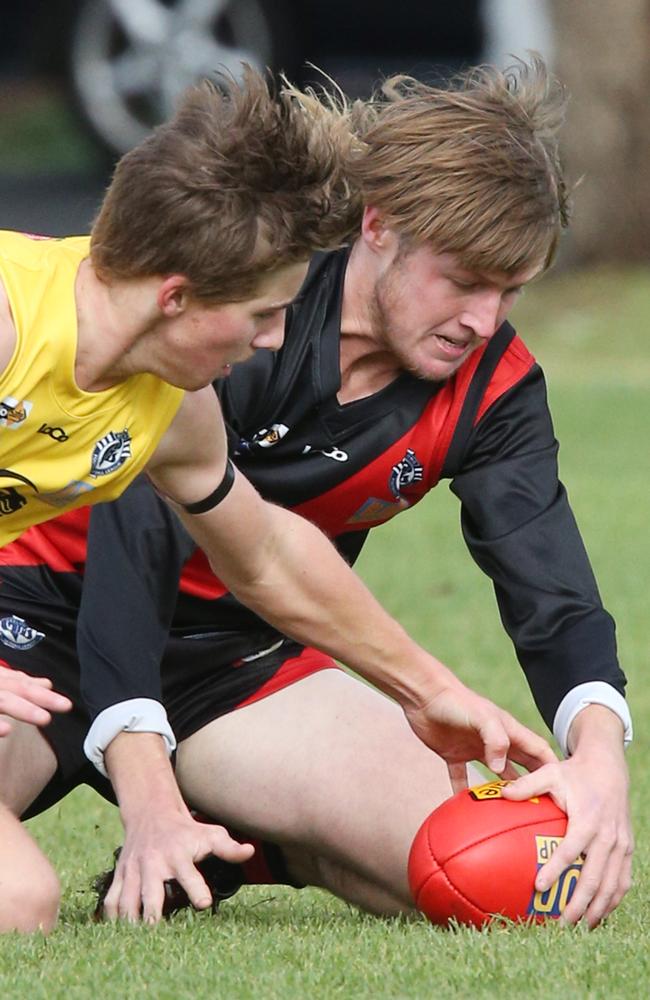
[0,58,629,932]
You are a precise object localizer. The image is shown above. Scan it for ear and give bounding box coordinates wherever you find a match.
[157,275,192,316]
[360,206,398,255]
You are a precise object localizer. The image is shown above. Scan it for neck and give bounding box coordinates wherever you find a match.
[337,240,402,404]
[74,261,157,392]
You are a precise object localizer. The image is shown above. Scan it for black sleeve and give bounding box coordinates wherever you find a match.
[449,363,626,731]
[78,476,196,720]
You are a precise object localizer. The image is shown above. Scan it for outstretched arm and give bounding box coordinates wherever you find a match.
[452,362,632,925]
[147,387,554,781]
[79,477,251,923]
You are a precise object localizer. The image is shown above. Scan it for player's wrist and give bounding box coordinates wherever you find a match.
[84,699,176,776]
[378,648,458,712]
[553,682,632,757]
[105,732,186,819]
[566,703,627,757]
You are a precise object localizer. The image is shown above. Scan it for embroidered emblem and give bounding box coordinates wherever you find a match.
[389,448,424,500]
[253,424,290,448]
[90,430,132,478]
[238,424,290,453]
[0,615,45,650]
[0,397,33,430]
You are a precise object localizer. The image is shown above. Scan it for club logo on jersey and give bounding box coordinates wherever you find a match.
[0,487,27,516]
[253,424,290,448]
[38,423,69,443]
[237,423,290,453]
[90,430,132,478]
[0,396,33,430]
[527,836,584,918]
[389,448,424,500]
[37,480,94,508]
[0,615,45,650]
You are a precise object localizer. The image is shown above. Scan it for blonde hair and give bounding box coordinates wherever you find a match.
[349,55,570,273]
[91,67,364,302]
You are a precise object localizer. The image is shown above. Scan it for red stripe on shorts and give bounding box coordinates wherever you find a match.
[235,647,339,711]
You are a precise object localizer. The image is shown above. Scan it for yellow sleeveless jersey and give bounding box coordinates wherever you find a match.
[0,231,184,545]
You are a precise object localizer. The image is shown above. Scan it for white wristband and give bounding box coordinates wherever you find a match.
[83,698,177,777]
[553,682,633,758]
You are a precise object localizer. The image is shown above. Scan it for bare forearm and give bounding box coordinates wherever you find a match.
[183,502,451,710]
[104,732,187,824]
[159,451,554,777]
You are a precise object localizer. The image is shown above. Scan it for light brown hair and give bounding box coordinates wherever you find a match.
[90,67,364,301]
[350,55,570,273]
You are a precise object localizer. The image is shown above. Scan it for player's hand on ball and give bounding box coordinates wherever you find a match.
[408,782,573,927]
[0,663,72,735]
[404,679,556,793]
[502,705,632,928]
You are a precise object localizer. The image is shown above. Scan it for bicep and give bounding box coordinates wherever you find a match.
[147,383,280,589]
[146,386,230,507]
[174,466,279,589]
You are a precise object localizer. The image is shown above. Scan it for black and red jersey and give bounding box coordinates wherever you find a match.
[0,249,626,732]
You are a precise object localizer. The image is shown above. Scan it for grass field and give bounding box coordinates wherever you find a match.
[1,266,649,998]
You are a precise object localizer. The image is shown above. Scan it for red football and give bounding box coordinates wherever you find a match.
[408,780,582,928]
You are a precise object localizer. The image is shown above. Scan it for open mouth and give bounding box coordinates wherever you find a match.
[434,333,468,358]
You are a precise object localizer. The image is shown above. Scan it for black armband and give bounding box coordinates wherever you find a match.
[182,459,236,514]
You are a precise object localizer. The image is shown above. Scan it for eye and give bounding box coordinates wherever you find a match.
[451,278,479,292]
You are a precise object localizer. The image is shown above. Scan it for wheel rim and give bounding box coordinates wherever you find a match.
[70,0,274,155]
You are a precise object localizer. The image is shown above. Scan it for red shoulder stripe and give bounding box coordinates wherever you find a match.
[475,335,535,424]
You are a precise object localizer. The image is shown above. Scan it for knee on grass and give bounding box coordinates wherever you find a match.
[0,859,61,934]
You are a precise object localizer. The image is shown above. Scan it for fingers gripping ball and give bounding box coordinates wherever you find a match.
[408,780,583,928]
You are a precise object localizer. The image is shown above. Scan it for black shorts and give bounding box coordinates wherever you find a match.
[0,577,336,820]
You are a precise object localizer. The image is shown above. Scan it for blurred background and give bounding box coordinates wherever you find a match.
[0,0,648,263]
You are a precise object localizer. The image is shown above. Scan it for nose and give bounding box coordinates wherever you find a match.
[459,290,504,342]
[252,313,286,352]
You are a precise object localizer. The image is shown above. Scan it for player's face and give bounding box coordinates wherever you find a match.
[371,245,542,382]
[160,260,307,390]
